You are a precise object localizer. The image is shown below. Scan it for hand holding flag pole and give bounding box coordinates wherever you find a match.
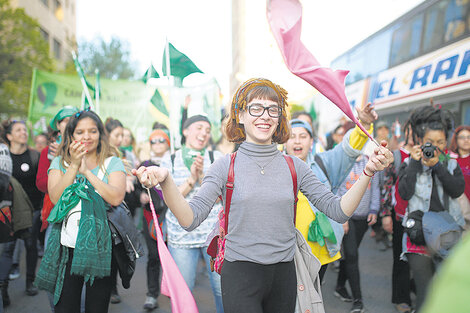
[266,0,380,147]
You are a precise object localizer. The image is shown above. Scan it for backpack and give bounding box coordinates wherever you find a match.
[97,157,145,289]
[206,153,298,274]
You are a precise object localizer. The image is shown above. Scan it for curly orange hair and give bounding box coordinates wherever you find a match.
[225,78,291,144]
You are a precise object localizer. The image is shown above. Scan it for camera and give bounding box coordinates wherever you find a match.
[421,142,437,159]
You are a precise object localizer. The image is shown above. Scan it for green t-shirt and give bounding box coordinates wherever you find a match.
[48,156,125,183]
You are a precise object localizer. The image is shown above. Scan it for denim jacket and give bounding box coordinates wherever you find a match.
[307,129,367,256]
[401,158,465,228]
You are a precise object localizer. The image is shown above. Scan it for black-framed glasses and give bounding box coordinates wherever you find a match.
[247,104,282,118]
[150,137,167,144]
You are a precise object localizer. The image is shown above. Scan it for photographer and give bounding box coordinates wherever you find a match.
[398,105,464,311]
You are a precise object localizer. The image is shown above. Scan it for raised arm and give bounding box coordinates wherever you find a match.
[340,141,394,217]
[48,141,86,204]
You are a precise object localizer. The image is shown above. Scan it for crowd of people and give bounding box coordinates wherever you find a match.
[0,77,468,313]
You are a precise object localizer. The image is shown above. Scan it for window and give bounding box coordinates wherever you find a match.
[53,39,61,60]
[390,13,424,67]
[422,1,447,53]
[444,0,470,42]
[39,28,49,42]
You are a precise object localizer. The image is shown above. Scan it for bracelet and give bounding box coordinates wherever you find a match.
[363,169,374,178]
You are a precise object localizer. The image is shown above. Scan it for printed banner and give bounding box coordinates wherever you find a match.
[27,70,222,144]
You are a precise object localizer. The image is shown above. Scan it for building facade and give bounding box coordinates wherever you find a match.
[11,0,76,68]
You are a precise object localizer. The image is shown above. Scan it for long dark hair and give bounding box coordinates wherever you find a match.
[58,110,119,172]
[403,105,454,144]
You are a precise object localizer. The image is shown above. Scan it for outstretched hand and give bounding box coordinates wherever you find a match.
[356,102,378,129]
[364,140,394,175]
[132,166,169,189]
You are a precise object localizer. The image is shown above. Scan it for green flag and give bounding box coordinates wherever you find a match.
[72,52,94,109]
[142,64,160,83]
[150,89,169,117]
[309,99,317,121]
[162,43,203,80]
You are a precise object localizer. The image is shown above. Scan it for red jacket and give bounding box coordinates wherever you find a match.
[36,146,50,193]
[394,148,409,220]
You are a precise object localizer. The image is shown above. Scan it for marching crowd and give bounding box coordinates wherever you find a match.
[0,77,469,313]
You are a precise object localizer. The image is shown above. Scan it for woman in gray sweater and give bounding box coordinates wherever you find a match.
[133,78,393,313]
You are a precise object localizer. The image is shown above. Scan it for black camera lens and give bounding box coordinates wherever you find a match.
[421,142,436,159]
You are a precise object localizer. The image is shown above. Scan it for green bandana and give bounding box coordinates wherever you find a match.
[35,180,112,304]
[307,211,337,246]
[120,145,133,152]
[181,145,205,171]
[439,151,451,163]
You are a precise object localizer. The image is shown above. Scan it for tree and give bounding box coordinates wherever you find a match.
[0,0,54,118]
[78,36,137,80]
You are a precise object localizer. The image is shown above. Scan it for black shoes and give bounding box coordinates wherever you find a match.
[350,299,364,313]
[26,280,38,296]
[334,286,353,302]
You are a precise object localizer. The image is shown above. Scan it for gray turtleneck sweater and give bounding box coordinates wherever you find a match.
[187,142,347,264]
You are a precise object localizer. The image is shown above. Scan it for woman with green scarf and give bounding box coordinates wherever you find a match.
[35,110,126,313]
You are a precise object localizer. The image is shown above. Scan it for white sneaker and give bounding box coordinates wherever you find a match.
[143,296,158,310]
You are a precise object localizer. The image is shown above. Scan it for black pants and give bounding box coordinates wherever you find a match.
[221,260,296,313]
[337,218,368,300]
[143,215,161,298]
[54,248,114,313]
[0,211,41,284]
[407,253,435,311]
[391,211,411,305]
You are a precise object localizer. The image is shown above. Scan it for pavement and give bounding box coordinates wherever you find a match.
[4,228,406,313]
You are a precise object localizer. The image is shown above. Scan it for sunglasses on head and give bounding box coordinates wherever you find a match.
[150,137,167,144]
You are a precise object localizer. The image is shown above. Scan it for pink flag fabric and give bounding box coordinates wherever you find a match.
[147,189,199,313]
[267,0,373,139]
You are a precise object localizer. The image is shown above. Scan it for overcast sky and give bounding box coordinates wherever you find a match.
[76,0,425,97]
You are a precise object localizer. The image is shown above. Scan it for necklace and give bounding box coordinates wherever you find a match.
[245,153,278,174]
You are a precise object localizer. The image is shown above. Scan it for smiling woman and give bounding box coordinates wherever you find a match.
[35,110,126,313]
[132,77,394,313]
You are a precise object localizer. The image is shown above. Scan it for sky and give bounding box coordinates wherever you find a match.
[76,0,425,99]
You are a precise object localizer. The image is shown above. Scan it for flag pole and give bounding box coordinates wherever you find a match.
[71,51,94,110]
[95,69,100,115]
[166,38,175,155]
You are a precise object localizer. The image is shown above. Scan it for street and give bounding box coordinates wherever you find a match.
[4,229,404,313]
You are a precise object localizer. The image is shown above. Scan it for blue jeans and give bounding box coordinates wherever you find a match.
[168,245,224,313]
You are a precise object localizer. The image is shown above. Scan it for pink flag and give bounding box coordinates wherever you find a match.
[267,0,373,140]
[147,189,199,313]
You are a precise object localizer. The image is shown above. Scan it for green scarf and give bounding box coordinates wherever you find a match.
[307,211,337,246]
[120,145,133,152]
[181,145,205,171]
[35,180,112,304]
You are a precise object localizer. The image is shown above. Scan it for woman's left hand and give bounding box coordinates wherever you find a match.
[364,140,394,175]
